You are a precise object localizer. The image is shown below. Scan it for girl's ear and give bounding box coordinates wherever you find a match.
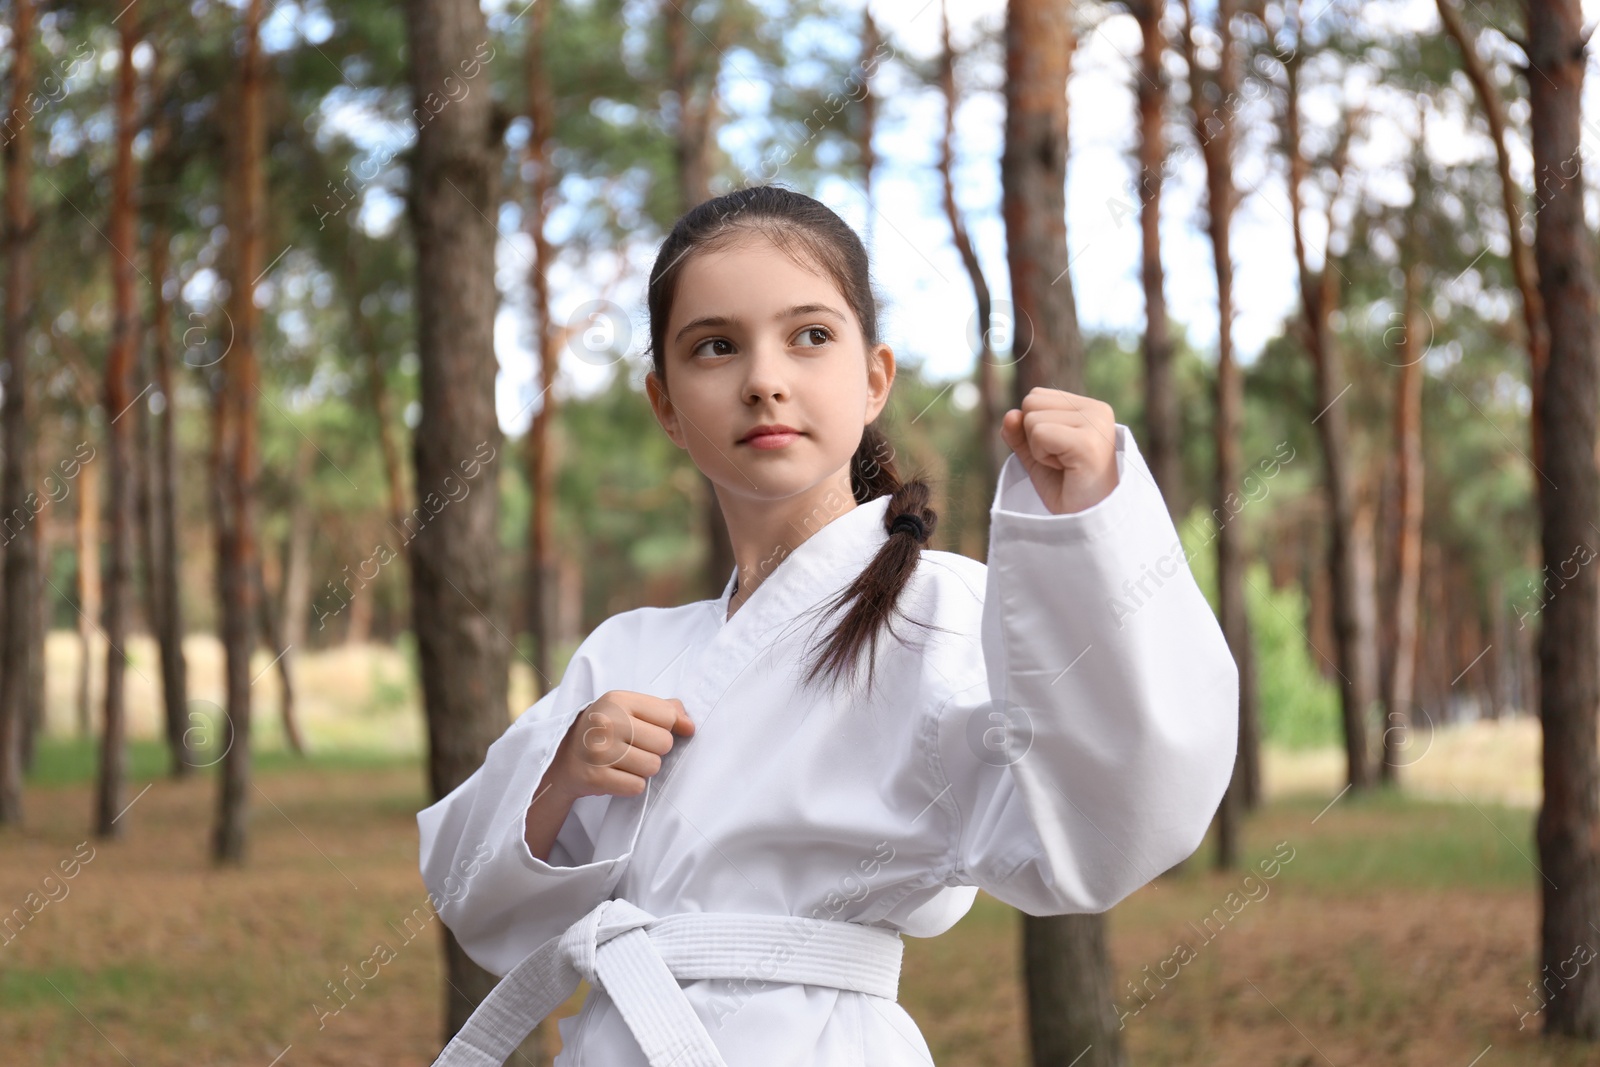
[865,343,895,422]
[645,370,687,449]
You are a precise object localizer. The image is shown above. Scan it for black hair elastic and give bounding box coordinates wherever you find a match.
[890,512,927,542]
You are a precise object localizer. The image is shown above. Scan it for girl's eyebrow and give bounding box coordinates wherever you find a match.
[673,303,846,344]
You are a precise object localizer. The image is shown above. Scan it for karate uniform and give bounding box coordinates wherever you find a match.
[417,422,1239,1066]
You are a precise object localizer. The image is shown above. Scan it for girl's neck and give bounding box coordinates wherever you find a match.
[718,475,857,621]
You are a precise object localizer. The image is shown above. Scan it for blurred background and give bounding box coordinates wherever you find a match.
[0,0,1593,1063]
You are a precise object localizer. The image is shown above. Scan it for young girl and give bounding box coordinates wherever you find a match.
[418,185,1238,1066]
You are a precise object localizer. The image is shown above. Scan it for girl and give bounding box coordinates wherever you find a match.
[418,185,1238,1066]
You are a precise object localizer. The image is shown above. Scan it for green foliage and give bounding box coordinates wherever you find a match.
[1261,789,1539,891]
[1247,565,1342,751]
[1179,512,1340,751]
[23,736,418,790]
[365,653,411,717]
[15,0,1554,774]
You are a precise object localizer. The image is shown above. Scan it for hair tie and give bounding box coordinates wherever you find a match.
[890,512,927,543]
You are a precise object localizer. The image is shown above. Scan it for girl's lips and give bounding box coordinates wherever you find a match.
[742,431,802,450]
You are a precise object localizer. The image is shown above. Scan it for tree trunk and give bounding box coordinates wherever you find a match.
[1004,0,1080,393]
[255,553,303,755]
[1024,911,1121,1065]
[1002,2,1123,1065]
[212,0,266,864]
[77,454,101,739]
[1181,0,1258,853]
[139,221,185,775]
[936,1,1002,503]
[1383,259,1424,782]
[666,1,736,599]
[144,93,193,776]
[281,440,316,653]
[404,0,512,1040]
[858,11,880,252]
[1525,0,1600,1039]
[30,501,47,759]
[343,240,409,654]
[96,12,142,840]
[0,0,38,825]
[524,0,558,700]
[1133,0,1191,879]
[347,238,411,561]
[344,574,374,644]
[1132,0,1180,511]
[1281,34,1376,793]
[1435,0,1547,473]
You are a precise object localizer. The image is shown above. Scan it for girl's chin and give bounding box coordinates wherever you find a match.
[707,470,847,502]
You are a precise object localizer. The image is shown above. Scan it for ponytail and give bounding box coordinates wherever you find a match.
[798,422,939,698]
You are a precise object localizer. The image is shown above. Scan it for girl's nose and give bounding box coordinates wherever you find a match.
[742,345,790,403]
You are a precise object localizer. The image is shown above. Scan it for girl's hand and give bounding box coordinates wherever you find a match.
[999,388,1119,516]
[544,690,696,801]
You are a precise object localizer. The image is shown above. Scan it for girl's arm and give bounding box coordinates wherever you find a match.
[523,765,578,863]
[417,617,640,977]
[934,422,1239,915]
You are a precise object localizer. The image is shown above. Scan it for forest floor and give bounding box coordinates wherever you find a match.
[0,634,1572,1066]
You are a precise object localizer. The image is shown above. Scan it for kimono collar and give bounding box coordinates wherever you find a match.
[713,492,893,624]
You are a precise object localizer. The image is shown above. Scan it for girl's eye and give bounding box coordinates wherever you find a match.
[794,326,832,347]
[690,337,735,359]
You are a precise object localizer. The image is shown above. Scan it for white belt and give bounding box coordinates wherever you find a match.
[429,898,905,1067]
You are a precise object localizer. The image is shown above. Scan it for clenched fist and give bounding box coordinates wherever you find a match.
[549,690,696,800]
[999,387,1119,515]
[525,691,696,862]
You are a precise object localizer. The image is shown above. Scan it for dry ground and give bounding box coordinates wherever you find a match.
[0,634,1577,1066]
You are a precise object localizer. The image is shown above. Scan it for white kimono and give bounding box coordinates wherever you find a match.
[417,422,1239,1066]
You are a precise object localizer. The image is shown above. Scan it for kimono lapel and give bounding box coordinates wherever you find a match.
[708,498,889,613]
[596,491,895,884]
[697,491,892,713]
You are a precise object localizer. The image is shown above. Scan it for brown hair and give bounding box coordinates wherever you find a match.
[646,184,939,698]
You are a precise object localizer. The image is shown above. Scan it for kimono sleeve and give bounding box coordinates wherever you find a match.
[935,422,1239,915]
[416,615,636,977]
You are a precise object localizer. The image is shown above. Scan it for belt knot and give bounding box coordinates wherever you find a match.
[559,897,657,986]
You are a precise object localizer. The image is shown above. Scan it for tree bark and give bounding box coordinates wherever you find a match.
[1435,0,1548,473]
[255,554,303,754]
[404,0,512,1040]
[1383,259,1424,783]
[0,0,38,825]
[1002,3,1123,1065]
[1132,0,1180,512]
[1525,0,1600,1039]
[281,440,316,653]
[1181,0,1258,853]
[76,452,101,740]
[1132,0,1195,881]
[524,0,558,699]
[96,11,142,840]
[1004,0,1080,393]
[144,84,193,777]
[858,11,881,251]
[212,0,266,863]
[665,1,737,599]
[345,237,411,563]
[1024,910,1122,1066]
[1280,27,1377,793]
[936,1,1003,500]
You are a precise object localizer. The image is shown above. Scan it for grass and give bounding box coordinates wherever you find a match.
[1240,787,1542,891]
[5,633,1579,1065]
[0,756,1581,1066]
[24,735,422,789]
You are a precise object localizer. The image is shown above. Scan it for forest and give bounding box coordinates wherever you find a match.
[0,0,1595,1063]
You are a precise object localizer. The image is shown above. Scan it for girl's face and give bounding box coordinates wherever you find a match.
[647,235,893,507]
